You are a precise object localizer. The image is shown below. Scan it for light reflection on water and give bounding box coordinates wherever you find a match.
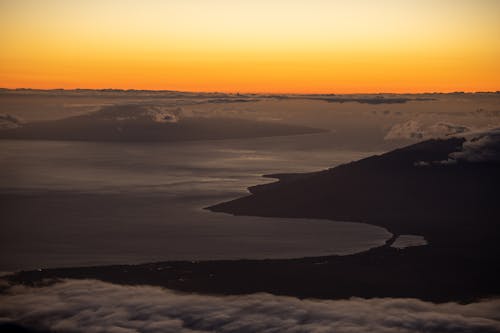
[0,134,391,271]
[391,235,428,249]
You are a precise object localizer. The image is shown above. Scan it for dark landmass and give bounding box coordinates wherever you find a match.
[0,104,324,141]
[0,323,51,333]
[6,137,500,302]
[6,238,499,303]
[209,137,500,245]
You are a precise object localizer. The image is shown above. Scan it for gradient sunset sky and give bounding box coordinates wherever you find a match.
[1,0,499,93]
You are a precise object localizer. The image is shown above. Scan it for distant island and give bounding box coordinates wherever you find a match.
[0,104,325,141]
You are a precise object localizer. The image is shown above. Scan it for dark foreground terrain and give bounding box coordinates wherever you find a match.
[6,135,500,303]
[6,238,499,303]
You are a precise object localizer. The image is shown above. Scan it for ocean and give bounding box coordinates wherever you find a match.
[0,133,391,271]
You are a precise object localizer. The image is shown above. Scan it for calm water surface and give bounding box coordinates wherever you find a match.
[0,134,391,271]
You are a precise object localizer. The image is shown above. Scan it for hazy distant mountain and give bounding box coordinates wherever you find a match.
[209,131,500,245]
[0,104,324,141]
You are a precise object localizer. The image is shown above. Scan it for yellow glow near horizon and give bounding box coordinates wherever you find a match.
[1,0,499,93]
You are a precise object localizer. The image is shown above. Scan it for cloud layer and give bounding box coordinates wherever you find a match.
[450,128,500,162]
[0,114,23,129]
[385,120,471,141]
[1,279,500,333]
[412,128,500,166]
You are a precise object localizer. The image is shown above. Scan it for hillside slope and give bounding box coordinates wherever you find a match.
[209,136,500,245]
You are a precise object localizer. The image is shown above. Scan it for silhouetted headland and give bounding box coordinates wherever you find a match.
[209,136,500,245]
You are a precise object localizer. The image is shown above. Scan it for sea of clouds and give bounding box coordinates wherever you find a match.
[1,279,499,333]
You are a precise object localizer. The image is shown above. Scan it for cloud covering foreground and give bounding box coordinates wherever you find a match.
[450,128,500,163]
[1,279,500,333]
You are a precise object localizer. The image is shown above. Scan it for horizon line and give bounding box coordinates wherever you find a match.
[1,87,499,96]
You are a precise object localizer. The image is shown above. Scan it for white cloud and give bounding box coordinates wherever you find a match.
[1,279,499,333]
[145,106,182,123]
[427,122,470,137]
[94,105,183,123]
[385,121,471,141]
[384,120,425,140]
[0,114,24,129]
[449,128,500,162]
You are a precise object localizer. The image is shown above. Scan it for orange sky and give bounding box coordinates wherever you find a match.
[1,0,499,93]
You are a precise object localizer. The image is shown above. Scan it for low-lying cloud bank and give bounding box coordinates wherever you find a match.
[384,120,471,140]
[1,279,499,333]
[412,128,500,166]
[0,113,24,129]
[449,128,500,163]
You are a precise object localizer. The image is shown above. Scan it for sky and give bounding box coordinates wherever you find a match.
[1,0,499,93]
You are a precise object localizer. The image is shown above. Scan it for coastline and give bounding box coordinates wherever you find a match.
[5,236,499,303]
[4,137,500,303]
